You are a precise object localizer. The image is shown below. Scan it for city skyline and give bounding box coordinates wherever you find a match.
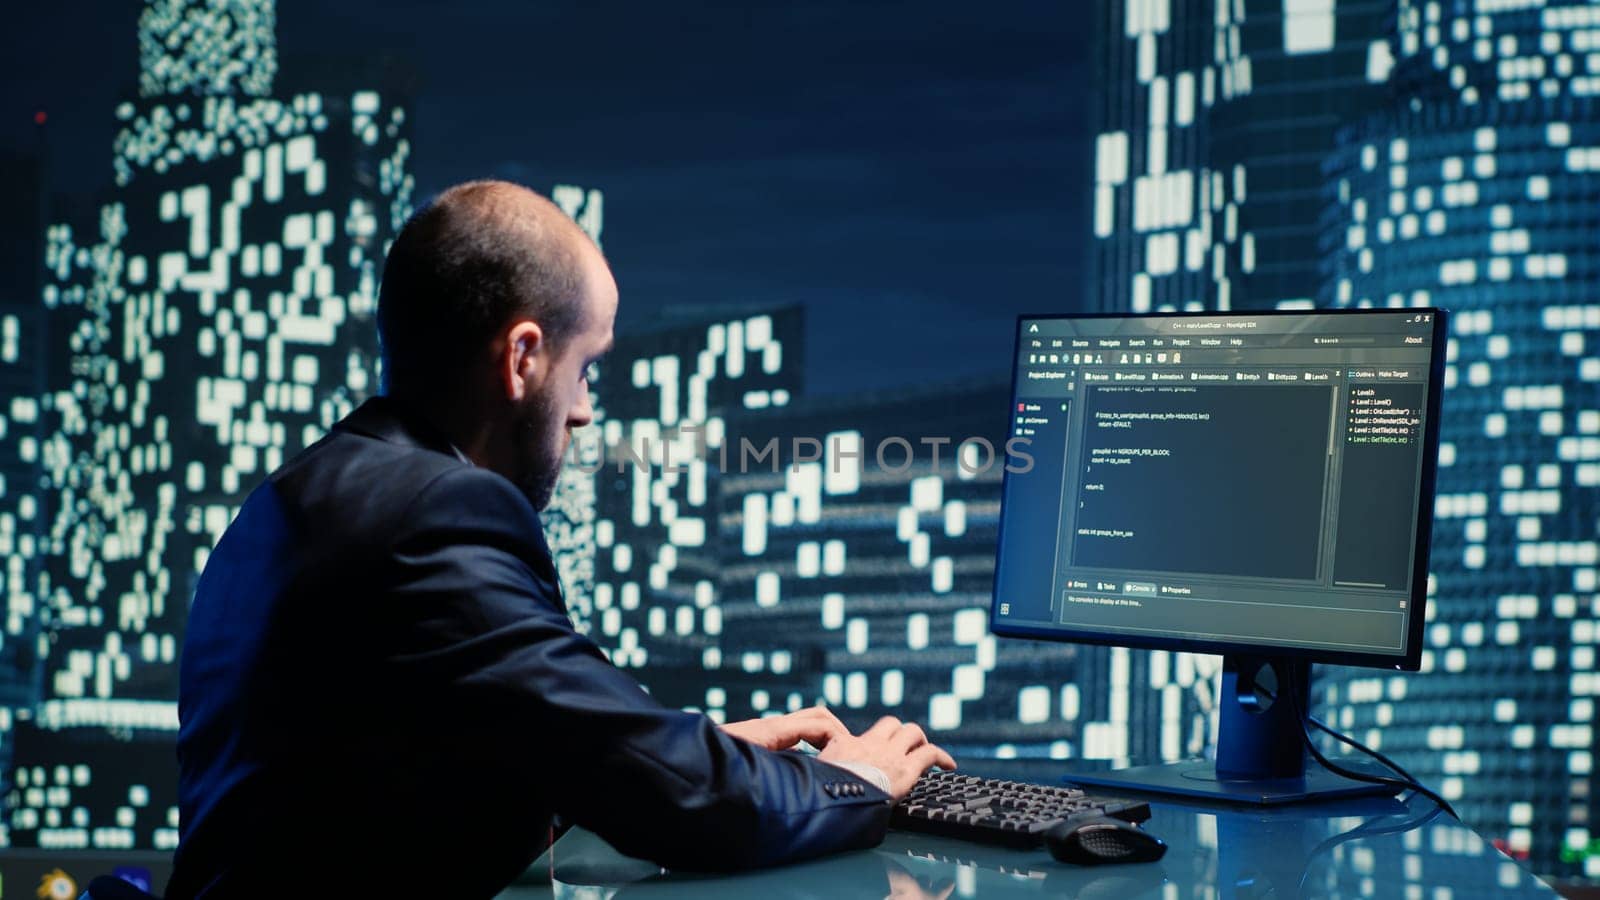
[2,1,1089,399]
[0,2,1101,860]
[1321,0,1600,875]
[1,0,414,850]
[1089,0,1600,879]
[0,0,1596,889]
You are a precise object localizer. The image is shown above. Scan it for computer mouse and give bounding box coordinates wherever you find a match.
[1045,816,1168,866]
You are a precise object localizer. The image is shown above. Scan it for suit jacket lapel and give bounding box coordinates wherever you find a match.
[338,396,570,616]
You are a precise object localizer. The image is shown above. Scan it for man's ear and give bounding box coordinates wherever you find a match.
[502,320,545,402]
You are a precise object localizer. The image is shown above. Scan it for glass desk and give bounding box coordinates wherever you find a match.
[503,768,1557,900]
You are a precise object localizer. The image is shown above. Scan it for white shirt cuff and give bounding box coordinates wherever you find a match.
[829,760,892,796]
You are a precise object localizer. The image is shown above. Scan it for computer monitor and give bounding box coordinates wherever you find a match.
[991,308,1447,804]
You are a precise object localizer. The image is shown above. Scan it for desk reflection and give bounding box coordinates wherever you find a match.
[884,857,957,900]
[880,837,1168,899]
[530,795,1554,900]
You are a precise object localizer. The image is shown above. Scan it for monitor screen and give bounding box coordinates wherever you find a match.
[991,310,1446,669]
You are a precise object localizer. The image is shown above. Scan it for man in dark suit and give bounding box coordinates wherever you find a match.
[170,181,955,898]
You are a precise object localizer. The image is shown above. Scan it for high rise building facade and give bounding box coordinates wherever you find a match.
[7,0,1588,883]
[0,154,48,803]
[534,185,607,640]
[1082,0,1397,826]
[1093,0,1600,880]
[1321,0,1600,879]
[576,308,805,708]
[1090,0,1391,312]
[1,0,413,850]
[583,312,1224,773]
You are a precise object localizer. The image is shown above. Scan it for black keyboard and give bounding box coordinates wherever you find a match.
[892,770,1151,847]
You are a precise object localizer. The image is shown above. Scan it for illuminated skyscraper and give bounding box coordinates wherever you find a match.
[1081,0,1398,804]
[0,153,47,719]
[540,185,606,634]
[710,383,1019,741]
[737,384,1223,767]
[1089,0,1390,312]
[1093,0,1600,880]
[1,0,413,850]
[705,383,1138,762]
[589,311,1223,773]
[578,309,805,708]
[1320,0,1600,878]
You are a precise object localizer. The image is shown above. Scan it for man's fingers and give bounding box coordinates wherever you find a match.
[720,714,845,751]
[816,706,850,731]
[864,715,902,741]
[720,718,780,748]
[764,708,849,750]
[802,705,845,725]
[904,745,941,777]
[787,718,849,748]
[798,706,850,745]
[890,721,927,753]
[911,741,957,774]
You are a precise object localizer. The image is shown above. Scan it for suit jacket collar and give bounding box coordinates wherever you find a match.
[337,395,463,459]
[337,396,568,610]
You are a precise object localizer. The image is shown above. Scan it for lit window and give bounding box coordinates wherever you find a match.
[1282,0,1335,55]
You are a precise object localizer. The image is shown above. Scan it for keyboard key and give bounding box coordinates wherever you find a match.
[891,770,1150,848]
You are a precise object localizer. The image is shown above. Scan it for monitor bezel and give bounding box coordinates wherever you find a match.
[989,307,1448,672]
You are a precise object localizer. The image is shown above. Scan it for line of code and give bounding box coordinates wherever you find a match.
[1332,380,1426,589]
[1072,384,1333,580]
[1347,380,1423,446]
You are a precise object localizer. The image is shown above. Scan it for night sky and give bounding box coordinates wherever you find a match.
[2,1,1090,395]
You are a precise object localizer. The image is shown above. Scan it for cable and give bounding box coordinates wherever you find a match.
[1305,713,1426,795]
[1259,674,1457,818]
[1296,800,1448,897]
[1259,685,1421,801]
[1280,666,1460,821]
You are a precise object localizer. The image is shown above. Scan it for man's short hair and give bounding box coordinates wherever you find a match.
[377,181,588,397]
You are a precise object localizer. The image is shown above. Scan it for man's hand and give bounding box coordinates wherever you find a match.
[719,706,852,752]
[817,716,957,800]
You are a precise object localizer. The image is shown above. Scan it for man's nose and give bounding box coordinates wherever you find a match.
[569,391,595,429]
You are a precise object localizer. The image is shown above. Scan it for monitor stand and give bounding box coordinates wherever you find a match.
[1064,655,1400,805]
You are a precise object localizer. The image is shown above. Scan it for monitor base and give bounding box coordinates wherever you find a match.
[1062,655,1400,806]
[1066,759,1399,806]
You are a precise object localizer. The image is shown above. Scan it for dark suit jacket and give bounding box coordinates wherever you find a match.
[169,397,892,899]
